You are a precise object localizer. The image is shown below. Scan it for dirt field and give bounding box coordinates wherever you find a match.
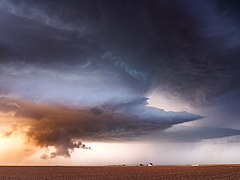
[0,165,240,180]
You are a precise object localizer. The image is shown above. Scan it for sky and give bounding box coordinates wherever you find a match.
[1,0,240,165]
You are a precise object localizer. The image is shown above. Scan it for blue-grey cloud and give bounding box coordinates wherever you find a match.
[0,0,240,104]
[1,96,201,158]
[0,0,240,160]
[153,126,240,142]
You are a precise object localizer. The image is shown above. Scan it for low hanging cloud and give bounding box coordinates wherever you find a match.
[148,125,240,142]
[2,96,240,159]
[1,96,201,158]
[0,64,239,159]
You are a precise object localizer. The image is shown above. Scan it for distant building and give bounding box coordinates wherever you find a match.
[192,164,199,167]
[148,163,153,166]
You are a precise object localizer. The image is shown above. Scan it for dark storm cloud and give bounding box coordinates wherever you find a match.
[153,126,240,142]
[0,10,96,64]
[1,0,240,159]
[0,96,201,158]
[0,0,240,103]
[2,96,239,158]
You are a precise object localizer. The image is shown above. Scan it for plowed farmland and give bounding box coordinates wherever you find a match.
[0,165,240,179]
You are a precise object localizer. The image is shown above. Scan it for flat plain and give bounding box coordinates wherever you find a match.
[0,165,240,180]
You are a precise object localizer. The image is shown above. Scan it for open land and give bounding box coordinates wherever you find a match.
[0,165,240,180]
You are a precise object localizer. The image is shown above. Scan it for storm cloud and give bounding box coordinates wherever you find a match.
[0,0,239,103]
[0,0,240,161]
[1,96,201,158]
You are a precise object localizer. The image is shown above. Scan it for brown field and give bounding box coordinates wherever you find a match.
[0,165,240,180]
